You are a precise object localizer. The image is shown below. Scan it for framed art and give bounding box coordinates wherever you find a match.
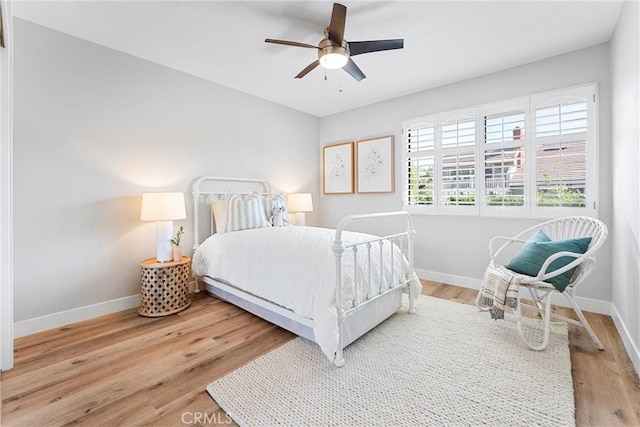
[323,141,354,194]
[356,135,395,193]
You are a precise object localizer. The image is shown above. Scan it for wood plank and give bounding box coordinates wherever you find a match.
[11,295,223,369]
[5,331,225,425]
[2,304,245,397]
[68,324,291,427]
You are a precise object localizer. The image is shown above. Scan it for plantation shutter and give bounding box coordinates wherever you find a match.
[482,108,527,213]
[402,83,597,218]
[439,117,476,208]
[405,122,435,207]
[534,98,588,209]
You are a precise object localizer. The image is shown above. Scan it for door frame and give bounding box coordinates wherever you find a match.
[1,0,14,371]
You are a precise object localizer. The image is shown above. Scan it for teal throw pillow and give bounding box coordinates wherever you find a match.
[505,231,592,292]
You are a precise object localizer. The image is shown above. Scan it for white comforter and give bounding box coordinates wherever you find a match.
[192,226,421,361]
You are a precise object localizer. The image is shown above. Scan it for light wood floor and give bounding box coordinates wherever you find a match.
[1,281,639,426]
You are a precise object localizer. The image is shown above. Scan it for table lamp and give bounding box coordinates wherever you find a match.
[287,193,313,226]
[140,192,186,262]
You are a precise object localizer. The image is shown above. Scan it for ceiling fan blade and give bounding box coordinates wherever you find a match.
[328,3,347,45]
[265,38,319,49]
[343,58,366,82]
[295,60,320,79]
[348,39,404,56]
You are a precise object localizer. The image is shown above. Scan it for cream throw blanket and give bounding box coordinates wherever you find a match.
[481,264,520,320]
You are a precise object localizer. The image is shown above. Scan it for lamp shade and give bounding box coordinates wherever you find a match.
[287,193,313,213]
[140,192,186,221]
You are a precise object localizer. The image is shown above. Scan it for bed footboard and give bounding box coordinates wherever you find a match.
[332,211,417,367]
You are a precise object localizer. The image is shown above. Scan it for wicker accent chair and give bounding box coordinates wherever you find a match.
[475,216,608,351]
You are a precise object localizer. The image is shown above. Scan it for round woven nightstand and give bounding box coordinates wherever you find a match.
[139,256,191,317]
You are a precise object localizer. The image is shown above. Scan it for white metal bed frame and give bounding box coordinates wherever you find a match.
[191,176,417,367]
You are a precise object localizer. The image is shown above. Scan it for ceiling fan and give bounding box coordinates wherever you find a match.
[265,3,404,81]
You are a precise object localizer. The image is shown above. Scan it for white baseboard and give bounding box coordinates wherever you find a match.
[14,280,200,338]
[416,268,483,290]
[415,268,610,315]
[14,294,140,338]
[610,304,640,377]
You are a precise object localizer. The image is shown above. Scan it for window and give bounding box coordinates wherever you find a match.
[402,84,598,218]
[533,91,589,213]
[406,123,435,207]
[480,99,529,216]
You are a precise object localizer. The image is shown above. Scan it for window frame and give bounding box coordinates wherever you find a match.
[402,83,599,219]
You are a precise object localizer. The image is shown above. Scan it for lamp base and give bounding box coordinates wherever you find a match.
[292,212,306,226]
[156,220,173,262]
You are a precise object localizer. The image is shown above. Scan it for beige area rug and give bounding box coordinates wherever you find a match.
[207,296,574,426]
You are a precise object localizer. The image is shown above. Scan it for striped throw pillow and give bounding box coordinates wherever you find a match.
[224,192,272,233]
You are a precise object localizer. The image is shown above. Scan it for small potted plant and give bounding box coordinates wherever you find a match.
[171,226,185,262]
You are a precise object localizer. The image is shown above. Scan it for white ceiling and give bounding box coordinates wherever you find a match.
[13,1,623,117]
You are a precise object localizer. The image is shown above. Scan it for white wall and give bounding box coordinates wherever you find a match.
[12,19,319,323]
[319,44,613,303]
[611,0,640,368]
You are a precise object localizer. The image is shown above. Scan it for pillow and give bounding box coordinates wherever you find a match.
[211,199,228,233]
[224,191,272,233]
[506,230,592,291]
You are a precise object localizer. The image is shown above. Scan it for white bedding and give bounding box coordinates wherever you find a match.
[192,226,421,360]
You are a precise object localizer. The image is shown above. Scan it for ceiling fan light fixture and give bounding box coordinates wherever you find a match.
[266,3,403,80]
[318,44,349,70]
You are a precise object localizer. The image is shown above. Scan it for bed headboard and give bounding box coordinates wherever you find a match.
[191,176,273,251]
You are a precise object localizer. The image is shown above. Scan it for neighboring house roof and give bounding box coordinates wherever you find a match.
[485,143,586,189]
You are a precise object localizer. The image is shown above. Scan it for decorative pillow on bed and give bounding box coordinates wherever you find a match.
[224,191,272,233]
[211,199,228,233]
[505,230,592,291]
